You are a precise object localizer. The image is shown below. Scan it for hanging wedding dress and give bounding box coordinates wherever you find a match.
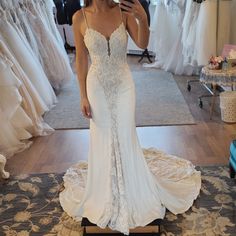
[144,0,197,75]
[24,0,73,90]
[147,0,178,69]
[59,8,201,235]
[11,1,44,66]
[0,8,57,110]
[162,0,197,75]
[182,0,201,67]
[0,54,33,157]
[1,1,38,61]
[0,38,54,136]
[0,0,74,156]
[182,0,231,67]
[194,0,217,66]
[39,0,65,49]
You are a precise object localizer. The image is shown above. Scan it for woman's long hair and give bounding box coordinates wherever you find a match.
[85,0,117,7]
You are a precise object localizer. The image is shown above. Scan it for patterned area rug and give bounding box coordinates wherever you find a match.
[0,166,235,236]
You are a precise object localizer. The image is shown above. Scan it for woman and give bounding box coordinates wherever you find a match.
[59,1,201,235]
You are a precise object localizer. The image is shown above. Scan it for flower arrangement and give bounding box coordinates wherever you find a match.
[208,56,224,70]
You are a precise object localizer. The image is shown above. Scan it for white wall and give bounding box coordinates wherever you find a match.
[230,0,236,44]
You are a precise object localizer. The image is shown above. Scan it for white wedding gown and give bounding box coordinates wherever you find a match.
[59,8,201,235]
[148,0,179,69]
[0,54,33,157]
[0,8,57,110]
[145,0,197,75]
[25,0,73,90]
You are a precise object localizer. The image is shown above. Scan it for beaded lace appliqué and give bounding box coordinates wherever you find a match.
[84,23,130,235]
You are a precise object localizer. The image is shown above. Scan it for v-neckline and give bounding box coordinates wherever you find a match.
[85,22,124,42]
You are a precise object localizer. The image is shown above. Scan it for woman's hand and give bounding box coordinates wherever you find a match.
[120,0,147,23]
[81,97,92,119]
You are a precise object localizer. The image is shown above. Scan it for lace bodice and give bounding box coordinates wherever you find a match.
[82,10,128,68]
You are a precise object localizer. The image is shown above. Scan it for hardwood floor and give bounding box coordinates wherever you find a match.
[5,55,236,175]
[6,123,236,175]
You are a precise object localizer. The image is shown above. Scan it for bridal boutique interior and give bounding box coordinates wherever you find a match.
[0,0,236,235]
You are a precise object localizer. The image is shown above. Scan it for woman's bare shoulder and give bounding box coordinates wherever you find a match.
[120,10,129,27]
[72,9,84,25]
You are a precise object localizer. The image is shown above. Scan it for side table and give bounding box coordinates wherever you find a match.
[200,66,236,119]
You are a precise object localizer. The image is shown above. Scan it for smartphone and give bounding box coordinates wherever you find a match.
[120,0,134,11]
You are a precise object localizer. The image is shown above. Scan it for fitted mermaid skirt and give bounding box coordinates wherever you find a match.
[59,62,201,235]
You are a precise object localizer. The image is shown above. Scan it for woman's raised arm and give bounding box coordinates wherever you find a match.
[120,0,149,49]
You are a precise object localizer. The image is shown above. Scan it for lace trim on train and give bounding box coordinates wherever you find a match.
[62,147,200,235]
[143,148,197,181]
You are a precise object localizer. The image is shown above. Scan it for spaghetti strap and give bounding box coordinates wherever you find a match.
[118,6,123,22]
[82,8,89,28]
